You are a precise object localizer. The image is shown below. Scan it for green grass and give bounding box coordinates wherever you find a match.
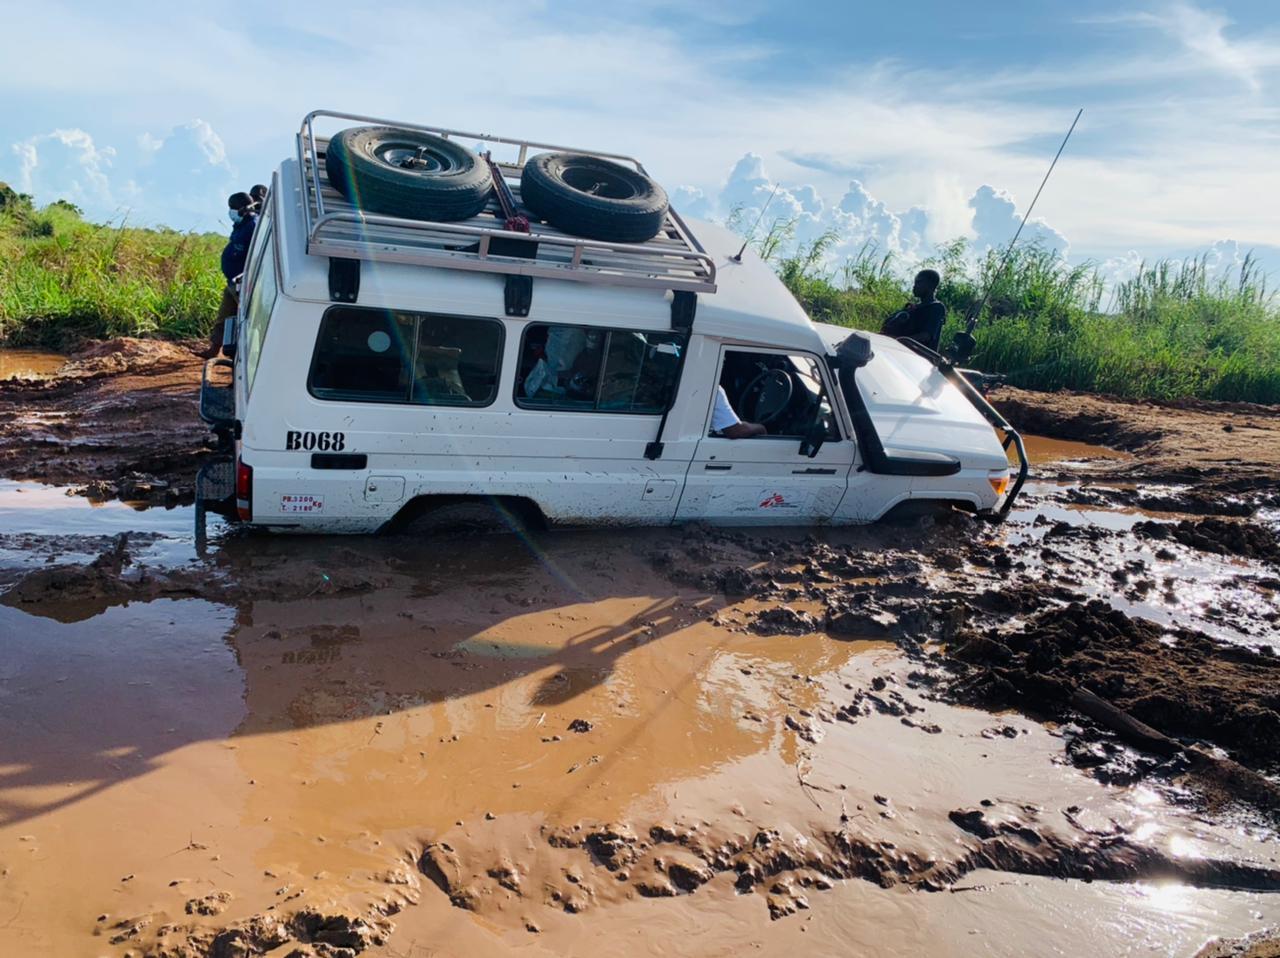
[3,185,1277,404]
[755,220,1280,405]
[0,184,224,348]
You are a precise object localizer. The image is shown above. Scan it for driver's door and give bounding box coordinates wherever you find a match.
[675,347,852,525]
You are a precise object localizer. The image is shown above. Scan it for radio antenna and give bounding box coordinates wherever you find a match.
[731,183,782,262]
[951,108,1082,362]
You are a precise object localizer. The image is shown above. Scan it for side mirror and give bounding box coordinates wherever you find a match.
[221,317,238,359]
[836,332,874,369]
[798,418,827,458]
[949,330,977,363]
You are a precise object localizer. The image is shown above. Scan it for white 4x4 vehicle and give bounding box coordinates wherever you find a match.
[197,111,1027,535]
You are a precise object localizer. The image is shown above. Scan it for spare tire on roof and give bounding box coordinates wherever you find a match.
[324,126,493,222]
[520,152,669,244]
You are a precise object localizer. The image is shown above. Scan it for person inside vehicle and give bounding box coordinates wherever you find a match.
[881,268,946,352]
[250,183,268,208]
[207,192,258,357]
[711,385,766,438]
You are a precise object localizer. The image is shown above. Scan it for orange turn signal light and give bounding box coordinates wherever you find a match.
[988,473,1010,497]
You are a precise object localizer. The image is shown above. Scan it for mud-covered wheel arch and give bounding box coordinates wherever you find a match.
[878,499,977,524]
[381,494,546,537]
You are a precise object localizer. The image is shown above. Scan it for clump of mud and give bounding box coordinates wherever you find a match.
[112,907,392,958]
[950,600,1280,771]
[410,803,1280,926]
[1135,517,1280,564]
[0,533,397,621]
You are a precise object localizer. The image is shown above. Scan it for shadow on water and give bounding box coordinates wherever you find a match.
[0,516,719,829]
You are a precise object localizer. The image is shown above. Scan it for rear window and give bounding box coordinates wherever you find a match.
[515,324,682,414]
[308,307,503,407]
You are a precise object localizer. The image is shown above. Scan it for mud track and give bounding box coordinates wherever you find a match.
[994,387,1280,502]
[0,338,210,503]
[2,341,1279,957]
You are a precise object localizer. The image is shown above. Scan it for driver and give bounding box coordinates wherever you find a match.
[711,385,766,439]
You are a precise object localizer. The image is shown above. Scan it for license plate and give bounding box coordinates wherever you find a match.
[281,494,324,513]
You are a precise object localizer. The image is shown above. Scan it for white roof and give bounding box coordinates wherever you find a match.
[274,157,825,354]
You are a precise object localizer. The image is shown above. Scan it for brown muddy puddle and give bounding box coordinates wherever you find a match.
[1,476,1278,956]
[1002,481,1279,650]
[1017,433,1132,467]
[0,348,66,381]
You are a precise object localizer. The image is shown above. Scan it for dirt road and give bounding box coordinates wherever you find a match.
[0,342,1277,957]
[0,339,209,502]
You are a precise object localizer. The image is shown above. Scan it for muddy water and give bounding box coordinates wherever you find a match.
[0,480,203,587]
[0,349,66,380]
[1018,433,1132,467]
[1,482,1277,956]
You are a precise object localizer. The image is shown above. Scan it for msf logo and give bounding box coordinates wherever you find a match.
[759,492,790,509]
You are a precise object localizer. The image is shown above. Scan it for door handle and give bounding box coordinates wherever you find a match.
[704,463,732,471]
[791,467,836,475]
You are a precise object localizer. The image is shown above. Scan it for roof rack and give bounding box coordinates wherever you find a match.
[296,110,717,296]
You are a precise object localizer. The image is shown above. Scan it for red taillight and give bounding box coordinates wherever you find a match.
[235,459,253,522]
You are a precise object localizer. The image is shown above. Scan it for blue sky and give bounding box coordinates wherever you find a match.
[1,0,1277,282]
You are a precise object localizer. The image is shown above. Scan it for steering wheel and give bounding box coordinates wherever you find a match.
[739,368,794,424]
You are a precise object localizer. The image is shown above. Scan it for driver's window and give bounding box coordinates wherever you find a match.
[716,350,840,440]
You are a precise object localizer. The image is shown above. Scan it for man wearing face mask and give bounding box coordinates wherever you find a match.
[207,193,259,357]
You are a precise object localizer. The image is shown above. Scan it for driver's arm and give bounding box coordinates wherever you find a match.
[712,385,767,439]
[721,421,767,439]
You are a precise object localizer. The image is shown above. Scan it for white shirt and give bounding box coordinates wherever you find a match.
[711,386,741,433]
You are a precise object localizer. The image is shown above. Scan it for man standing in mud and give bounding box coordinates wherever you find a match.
[882,269,946,352]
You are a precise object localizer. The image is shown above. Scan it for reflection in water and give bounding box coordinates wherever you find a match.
[0,598,241,828]
[1017,433,1131,466]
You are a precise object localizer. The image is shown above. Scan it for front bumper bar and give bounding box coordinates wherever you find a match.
[899,339,1029,518]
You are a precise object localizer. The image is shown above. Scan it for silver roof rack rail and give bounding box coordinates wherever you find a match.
[296,110,717,295]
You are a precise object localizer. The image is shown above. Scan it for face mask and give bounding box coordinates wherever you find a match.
[228,209,243,225]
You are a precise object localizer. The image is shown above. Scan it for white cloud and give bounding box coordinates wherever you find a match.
[5,119,237,230]
[968,185,1069,258]
[1152,2,1265,92]
[12,129,115,207]
[684,152,1073,277]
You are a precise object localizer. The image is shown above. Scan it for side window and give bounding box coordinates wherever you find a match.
[413,314,503,406]
[516,324,681,413]
[243,225,277,393]
[308,307,503,407]
[716,350,841,439]
[310,308,415,403]
[240,196,273,309]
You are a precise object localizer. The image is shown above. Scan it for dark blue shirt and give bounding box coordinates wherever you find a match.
[220,213,258,283]
[882,300,946,352]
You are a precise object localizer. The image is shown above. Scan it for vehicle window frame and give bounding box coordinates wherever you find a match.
[243,221,278,396]
[238,190,274,314]
[709,346,844,441]
[513,321,684,416]
[306,305,505,409]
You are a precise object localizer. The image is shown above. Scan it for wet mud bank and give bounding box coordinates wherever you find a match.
[994,387,1280,505]
[1,351,1279,956]
[0,339,210,504]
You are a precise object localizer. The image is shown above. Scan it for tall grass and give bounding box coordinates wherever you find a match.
[3,188,1278,404]
[749,220,1280,405]
[0,186,223,348]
